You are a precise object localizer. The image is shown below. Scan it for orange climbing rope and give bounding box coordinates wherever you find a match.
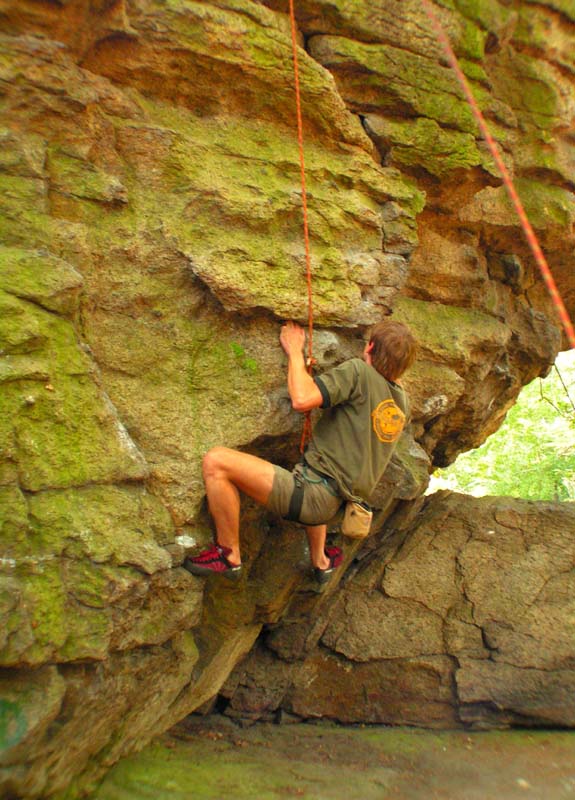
[286,0,575,457]
[420,0,575,350]
[288,0,315,451]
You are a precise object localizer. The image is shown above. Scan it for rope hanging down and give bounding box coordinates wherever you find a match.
[421,0,575,351]
[288,0,315,451]
[286,0,574,456]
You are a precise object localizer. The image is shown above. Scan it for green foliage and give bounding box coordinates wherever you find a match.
[433,351,575,501]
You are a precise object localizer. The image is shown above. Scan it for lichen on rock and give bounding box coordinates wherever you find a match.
[1,0,574,795]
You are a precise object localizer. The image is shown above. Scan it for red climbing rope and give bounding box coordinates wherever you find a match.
[286,0,574,458]
[288,0,315,451]
[421,0,575,350]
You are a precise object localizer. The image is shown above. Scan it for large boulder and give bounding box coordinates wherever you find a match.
[0,0,573,795]
[222,492,575,730]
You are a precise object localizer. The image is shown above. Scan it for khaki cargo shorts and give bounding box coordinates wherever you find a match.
[266,463,343,526]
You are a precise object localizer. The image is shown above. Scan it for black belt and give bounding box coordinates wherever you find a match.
[286,481,305,522]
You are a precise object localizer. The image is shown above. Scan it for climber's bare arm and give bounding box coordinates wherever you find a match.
[280,322,323,413]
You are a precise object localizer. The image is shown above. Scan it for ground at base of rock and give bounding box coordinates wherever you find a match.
[91,715,575,800]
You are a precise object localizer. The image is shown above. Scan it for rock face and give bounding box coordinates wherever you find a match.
[222,492,575,729]
[0,0,574,796]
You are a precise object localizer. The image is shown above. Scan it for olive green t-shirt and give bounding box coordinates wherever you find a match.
[306,358,409,504]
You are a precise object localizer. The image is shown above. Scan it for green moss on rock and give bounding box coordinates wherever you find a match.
[489,51,562,130]
[0,355,50,384]
[27,485,172,568]
[456,16,488,60]
[0,127,46,179]
[524,0,575,23]
[309,36,481,135]
[24,567,69,654]
[453,0,515,31]
[0,484,181,665]
[0,246,83,315]
[0,486,29,543]
[393,296,511,365]
[514,10,574,77]
[115,104,422,325]
[48,148,128,205]
[366,116,481,177]
[0,173,54,251]
[516,179,575,228]
[460,179,575,230]
[0,290,46,355]
[0,290,149,491]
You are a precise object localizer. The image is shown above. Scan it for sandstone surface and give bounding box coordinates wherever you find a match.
[222,492,575,729]
[0,0,574,796]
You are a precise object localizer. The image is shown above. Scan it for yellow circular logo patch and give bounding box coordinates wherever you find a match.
[371,399,405,443]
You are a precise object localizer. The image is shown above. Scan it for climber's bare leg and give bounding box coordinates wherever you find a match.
[305,524,330,570]
[202,447,275,565]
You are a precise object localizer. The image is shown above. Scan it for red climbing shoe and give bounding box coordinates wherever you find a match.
[313,546,343,585]
[183,543,242,580]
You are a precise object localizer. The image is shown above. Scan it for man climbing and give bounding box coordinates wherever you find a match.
[184,319,416,583]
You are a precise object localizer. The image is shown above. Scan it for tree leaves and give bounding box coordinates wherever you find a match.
[431,352,575,501]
